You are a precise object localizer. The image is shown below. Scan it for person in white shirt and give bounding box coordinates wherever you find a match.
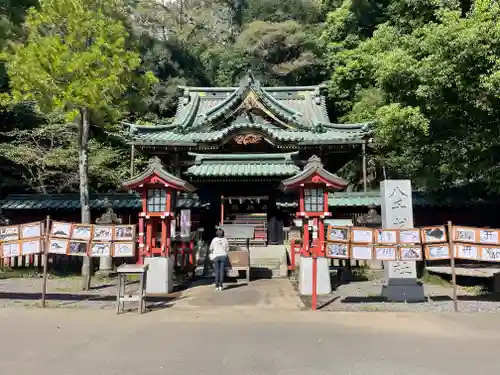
[209,228,229,291]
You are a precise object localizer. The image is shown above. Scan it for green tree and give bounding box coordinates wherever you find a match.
[1,0,156,289]
[323,0,500,194]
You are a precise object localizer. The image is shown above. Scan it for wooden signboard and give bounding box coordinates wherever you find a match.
[425,244,451,260]
[325,242,349,259]
[421,226,447,243]
[220,224,255,240]
[326,226,349,242]
[350,227,374,244]
[351,245,373,260]
[453,226,478,243]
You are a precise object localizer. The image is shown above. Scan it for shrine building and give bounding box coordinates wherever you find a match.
[124,74,371,247]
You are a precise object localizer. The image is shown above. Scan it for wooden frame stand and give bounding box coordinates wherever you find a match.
[116,264,149,314]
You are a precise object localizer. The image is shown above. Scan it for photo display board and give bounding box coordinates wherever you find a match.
[0,220,136,258]
[325,225,450,261]
[0,221,45,258]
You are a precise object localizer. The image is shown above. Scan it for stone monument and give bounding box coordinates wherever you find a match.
[380,180,425,302]
[96,198,122,277]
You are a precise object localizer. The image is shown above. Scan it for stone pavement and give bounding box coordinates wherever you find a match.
[1,308,500,375]
[172,278,304,310]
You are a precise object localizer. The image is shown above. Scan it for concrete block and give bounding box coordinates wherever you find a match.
[145,257,174,295]
[299,256,331,296]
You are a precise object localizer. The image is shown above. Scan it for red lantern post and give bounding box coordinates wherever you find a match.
[123,157,196,264]
[281,156,347,310]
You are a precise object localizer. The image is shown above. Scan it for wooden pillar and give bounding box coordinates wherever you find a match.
[181,241,186,269]
[174,153,181,177]
[166,189,172,257]
[146,219,152,258]
[166,190,172,213]
[318,218,325,257]
[166,218,172,257]
[138,216,145,264]
[362,141,367,193]
[299,189,305,213]
[302,218,310,256]
[161,218,167,256]
[189,239,194,266]
[220,195,224,225]
[323,189,329,213]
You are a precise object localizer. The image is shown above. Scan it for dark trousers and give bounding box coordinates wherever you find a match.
[212,256,226,286]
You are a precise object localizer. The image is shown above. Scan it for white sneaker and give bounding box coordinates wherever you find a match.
[217,286,222,291]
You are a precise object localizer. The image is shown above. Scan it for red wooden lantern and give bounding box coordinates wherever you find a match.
[281,155,347,255]
[281,155,347,310]
[123,157,196,264]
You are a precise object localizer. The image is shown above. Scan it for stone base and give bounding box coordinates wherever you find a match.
[96,269,116,278]
[299,257,331,296]
[381,279,425,302]
[369,260,384,270]
[145,257,174,295]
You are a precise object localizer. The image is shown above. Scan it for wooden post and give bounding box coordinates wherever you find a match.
[146,219,152,258]
[41,215,50,308]
[137,216,145,264]
[161,218,167,256]
[362,142,367,193]
[448,221,458,312]
[220,195,224,226]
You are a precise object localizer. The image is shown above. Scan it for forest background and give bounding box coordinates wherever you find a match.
[1,0,499,199]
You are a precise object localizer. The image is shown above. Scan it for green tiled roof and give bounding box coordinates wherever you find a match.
[1,194,141,210]
[277,191,494,208]
[127,121,369,147]
[186,152,300,177]
[124,74,372,147]
[1,193,209,210]
[328,192,381,207]
[123,157,195,192]
[329,192,493,208]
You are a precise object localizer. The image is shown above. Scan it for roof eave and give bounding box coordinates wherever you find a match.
[123,158,197,193]
[298,139,366,146]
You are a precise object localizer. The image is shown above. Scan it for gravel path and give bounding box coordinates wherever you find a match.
[0,276,180,310]
[294,271,500,313]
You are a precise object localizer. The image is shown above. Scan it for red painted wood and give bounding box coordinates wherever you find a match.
[220,195,224,225]
[161,219,167,256]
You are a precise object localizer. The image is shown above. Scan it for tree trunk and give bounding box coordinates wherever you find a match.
[78,107,92,291]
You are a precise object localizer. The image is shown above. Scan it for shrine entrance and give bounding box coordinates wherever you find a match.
[194,180,292,247]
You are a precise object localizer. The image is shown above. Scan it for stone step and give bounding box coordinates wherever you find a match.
[250,262,282,270]
[251,267,284,279]
[250,259,283,267]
